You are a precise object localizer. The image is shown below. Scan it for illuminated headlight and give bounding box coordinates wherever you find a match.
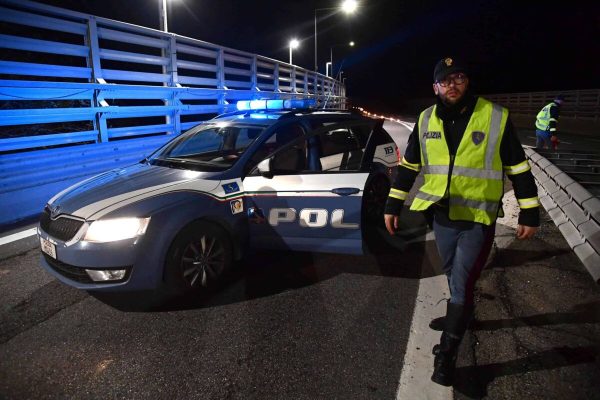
[83,217,150,243]
[85,269,126,282]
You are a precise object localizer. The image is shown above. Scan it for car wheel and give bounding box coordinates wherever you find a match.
[165,221,233,295]
[363,175,390,226]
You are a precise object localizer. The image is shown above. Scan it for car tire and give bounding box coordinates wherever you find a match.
[164,221,233,295]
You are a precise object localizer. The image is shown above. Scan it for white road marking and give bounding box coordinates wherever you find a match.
[0,227,38,246]
[396,274,453,399]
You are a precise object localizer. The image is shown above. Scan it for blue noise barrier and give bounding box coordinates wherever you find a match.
[0,0,346,227]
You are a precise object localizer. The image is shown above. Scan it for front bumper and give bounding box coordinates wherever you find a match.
[38,227,162,292]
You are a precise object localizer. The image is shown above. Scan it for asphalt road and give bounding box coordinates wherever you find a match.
[0,222,446,399]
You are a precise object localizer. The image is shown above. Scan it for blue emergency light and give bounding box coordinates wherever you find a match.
[236,99,316,111]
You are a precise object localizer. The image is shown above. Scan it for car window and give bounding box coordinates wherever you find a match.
[246,123,306,174]
[247,120,374,176]
[150,124,265,171]
[316,123,371,171]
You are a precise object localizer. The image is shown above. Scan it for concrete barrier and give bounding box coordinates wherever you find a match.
[525,147,600,283]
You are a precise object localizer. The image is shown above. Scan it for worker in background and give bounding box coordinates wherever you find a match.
[535,95,564,150]
[384,57,540,387]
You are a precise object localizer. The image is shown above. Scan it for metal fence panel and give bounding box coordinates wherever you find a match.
[0,0,345,226]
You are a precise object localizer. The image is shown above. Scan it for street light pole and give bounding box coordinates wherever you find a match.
[289,39,299,65]
[314,11,318,71]
[159,0,168,32]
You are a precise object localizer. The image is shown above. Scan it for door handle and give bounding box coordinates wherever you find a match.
[331,187,360,196]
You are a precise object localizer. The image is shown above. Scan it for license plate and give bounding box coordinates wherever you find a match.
[40,237,56,259]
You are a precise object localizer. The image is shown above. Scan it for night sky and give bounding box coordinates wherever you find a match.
[36,0,600,113]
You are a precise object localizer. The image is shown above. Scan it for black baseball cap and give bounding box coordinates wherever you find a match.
[433,57,468,82]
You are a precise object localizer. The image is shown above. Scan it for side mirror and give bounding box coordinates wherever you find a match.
[257,158,274,179]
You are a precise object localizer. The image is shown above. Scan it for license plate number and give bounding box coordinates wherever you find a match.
[40,237,56,259]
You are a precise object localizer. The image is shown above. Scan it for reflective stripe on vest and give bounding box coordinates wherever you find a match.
[412,97,508,225]
[536,102,556,131]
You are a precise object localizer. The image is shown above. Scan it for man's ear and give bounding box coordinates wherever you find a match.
[433,83,438,96]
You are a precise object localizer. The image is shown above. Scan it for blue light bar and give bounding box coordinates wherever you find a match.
[236,99,316,111]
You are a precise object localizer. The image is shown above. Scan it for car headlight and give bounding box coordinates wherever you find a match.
[83,217,150,243]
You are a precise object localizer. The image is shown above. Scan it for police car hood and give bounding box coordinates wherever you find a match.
[49,163,220,219]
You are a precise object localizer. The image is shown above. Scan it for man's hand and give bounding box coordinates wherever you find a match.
[516,224,538,239]
[384,214,399,235]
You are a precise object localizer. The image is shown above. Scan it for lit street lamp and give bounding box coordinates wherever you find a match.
[289,39,300,65]
[314,0,359,71]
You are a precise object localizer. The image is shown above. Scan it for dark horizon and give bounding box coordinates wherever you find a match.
[33,0,600,114]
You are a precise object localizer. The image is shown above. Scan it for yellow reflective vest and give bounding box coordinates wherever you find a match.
[535,102,557,131]
[410,97,509,225]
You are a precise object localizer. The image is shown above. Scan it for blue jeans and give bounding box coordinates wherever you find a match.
[536,129,552,149]
[433,217,496,306]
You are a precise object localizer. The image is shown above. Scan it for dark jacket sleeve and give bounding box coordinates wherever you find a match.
[500,119,540,227]
[384,123,421,215]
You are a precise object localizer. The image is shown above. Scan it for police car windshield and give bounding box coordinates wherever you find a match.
[150,123,266,171]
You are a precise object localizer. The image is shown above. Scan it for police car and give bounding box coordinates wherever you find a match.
[38,99,399,297]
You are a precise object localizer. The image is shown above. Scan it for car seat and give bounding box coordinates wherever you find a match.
[272,124,306,172]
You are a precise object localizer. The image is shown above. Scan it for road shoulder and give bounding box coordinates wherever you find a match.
[455,189,600,399]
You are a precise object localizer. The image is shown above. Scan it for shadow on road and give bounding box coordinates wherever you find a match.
[453,345,600,399]
[471,300,600,331]
[96,208,443,312]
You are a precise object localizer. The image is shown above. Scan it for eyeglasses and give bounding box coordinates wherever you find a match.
[436,73,467,87]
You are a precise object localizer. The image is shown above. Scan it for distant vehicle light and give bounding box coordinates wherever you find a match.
[236,99,316,111]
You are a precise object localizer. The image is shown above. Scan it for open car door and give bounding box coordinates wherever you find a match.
[242,119,384,255]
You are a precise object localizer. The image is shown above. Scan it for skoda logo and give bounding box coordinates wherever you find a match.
[49,204,60,218]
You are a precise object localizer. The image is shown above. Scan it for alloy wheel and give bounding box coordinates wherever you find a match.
[180,234,225,288]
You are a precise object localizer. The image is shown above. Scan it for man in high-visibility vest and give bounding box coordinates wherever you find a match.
[535,95,564,149]
[384,57,540,387]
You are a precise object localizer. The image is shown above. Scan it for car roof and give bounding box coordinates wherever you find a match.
[206,109,374,126]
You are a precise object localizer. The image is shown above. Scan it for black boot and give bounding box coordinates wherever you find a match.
[429,300,449,331]
[431,302,472,386]
[431,332,462,386]
[430,302,474,332]
[429,316,445,331]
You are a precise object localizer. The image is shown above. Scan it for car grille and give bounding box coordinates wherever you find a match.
[42,254,131,284]
[40,210,84,242]
[43,254,94,284]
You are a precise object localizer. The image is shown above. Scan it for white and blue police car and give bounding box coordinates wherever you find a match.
[38,99,399,298]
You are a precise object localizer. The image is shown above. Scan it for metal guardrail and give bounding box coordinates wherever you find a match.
[0,0,345,153]
[486,89,600,122]
[0,135,171,227]
[526,147,600,284]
